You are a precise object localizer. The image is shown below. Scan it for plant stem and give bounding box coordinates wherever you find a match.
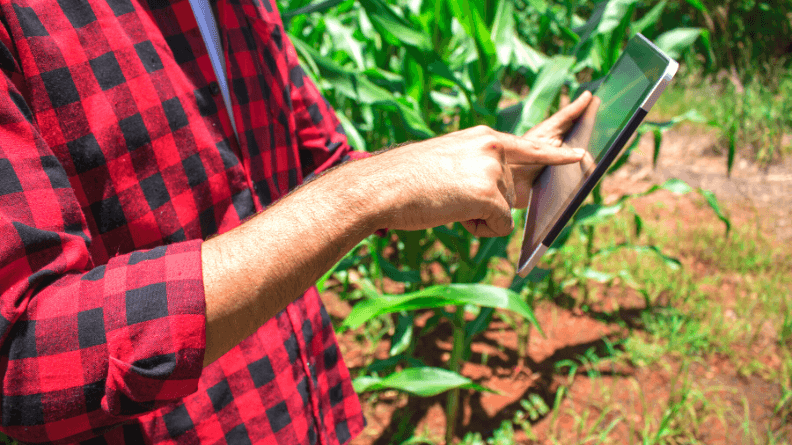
[445,305,466,444]
[517,293,534,369]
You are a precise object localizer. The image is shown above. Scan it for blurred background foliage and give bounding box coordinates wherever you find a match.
[273,0,784,442]
[3,1,788,444]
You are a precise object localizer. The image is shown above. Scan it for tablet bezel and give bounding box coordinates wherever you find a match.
[517,33,679,277]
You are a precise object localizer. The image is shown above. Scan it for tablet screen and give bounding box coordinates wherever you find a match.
[573,53,660,163]
[520,36,673,273]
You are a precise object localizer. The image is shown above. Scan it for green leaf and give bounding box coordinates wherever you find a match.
[644,109,707,131]
[282,0,344,21]
[525,267,551,284]
[549,224,574,250]
[681,0,707,13]
[290,36,434,138]
[352,376,383,393]
[605,2,635,69]
[324,17,366,69]
[661,178,693,195]
[574,203,623,225]
[595,0,639,35]
[594,243,681,270]
[472,236,509,267]
[352,367,493,396]
[335,112,367,152]
[697,189,731,236]
[490,0,515,67]
[445,0,499,81]
[342,284,541,333]
[654,28,704,60]
[509,266,550,291]
[727,120,736,177]
[431,91,469,110]
[630,0,667,37]
[572,0,637,59]
[389,312,414,356]
[315,248,363,292]
[637,178,693,198]
[608,128,643,174]
[581,267,613,283]
[632,207,643,238]
[510,35,548,75]
[433,225,470,262]
[514,56,575,134]
[359,0,431,50]
[652,127,662,169]
[464,307,494,348]
[378,254,422,284]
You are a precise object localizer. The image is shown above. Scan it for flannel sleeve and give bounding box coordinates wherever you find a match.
[0,46,206,445]
[274,12,370,178]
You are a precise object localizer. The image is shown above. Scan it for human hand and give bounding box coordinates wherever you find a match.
[359,125,586,237]
[511,91,594,208]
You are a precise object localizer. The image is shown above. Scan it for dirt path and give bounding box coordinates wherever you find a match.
[608,124,792,241]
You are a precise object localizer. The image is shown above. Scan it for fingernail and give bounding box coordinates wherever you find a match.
[574,148,586,156]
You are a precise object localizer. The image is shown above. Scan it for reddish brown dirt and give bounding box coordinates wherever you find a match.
[323,125,792,444]
[326,288,790,444]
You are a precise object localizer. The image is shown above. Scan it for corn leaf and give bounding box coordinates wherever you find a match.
[291,36,433,138]
[698,189,731,236]
[491,0,515,67]
[595,0,639,35]
[514,56,575,135]
[352,367,493,396]
[630,0,667,38]
[581,268,613,283]
[281,0,345,20]
[342,284,540,332]
[359,0,431,50]
[594,244,681,270]
[324,17,366,69]
[445,0,498,82]
[654,28,704,60]
[682,0,707,13]
[389,312,414,356]
[335,108,367,152]
[511,34,548,75]
[378,254,422,284]
[574,203,623,225]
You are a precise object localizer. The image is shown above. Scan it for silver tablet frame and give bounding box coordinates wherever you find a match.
[517,34,679,277]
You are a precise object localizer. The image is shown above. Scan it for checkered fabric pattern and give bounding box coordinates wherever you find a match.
[0,0,366,443]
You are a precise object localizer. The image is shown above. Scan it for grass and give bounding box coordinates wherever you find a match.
[354,189,787,444]
[527,189,792,444]
[337,184,791,444]
[652,69,792,168]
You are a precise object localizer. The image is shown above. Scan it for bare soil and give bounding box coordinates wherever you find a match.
[323,125,792,444]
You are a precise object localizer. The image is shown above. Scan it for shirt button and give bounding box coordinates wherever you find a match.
[209,81,220,96]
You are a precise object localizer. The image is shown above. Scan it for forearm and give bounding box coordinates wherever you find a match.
[201,162,378,366]
[200,120,593,366]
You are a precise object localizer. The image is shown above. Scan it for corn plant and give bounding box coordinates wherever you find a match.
[278,0,728,442]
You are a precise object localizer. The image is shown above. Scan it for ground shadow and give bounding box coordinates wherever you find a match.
[355,304,641,445]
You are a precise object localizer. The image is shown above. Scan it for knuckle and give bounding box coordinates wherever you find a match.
[472,126,499,149]
[471,125,493,136]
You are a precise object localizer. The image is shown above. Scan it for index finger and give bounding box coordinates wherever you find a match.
[501,133,586,165]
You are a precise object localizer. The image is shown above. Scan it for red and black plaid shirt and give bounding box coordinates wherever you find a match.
[0,0,366,442]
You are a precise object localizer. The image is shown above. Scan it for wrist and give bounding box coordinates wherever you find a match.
[320,155,393,234]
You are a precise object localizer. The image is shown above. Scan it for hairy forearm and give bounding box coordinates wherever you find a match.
[199,114,593,366]
[201,161,378,366]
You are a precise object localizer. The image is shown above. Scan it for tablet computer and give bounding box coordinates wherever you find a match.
[517,33,678,277]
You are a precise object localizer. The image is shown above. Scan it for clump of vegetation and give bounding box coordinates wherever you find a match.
[276,0,751,442]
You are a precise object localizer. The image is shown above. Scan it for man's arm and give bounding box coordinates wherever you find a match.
[201,121,591,366]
